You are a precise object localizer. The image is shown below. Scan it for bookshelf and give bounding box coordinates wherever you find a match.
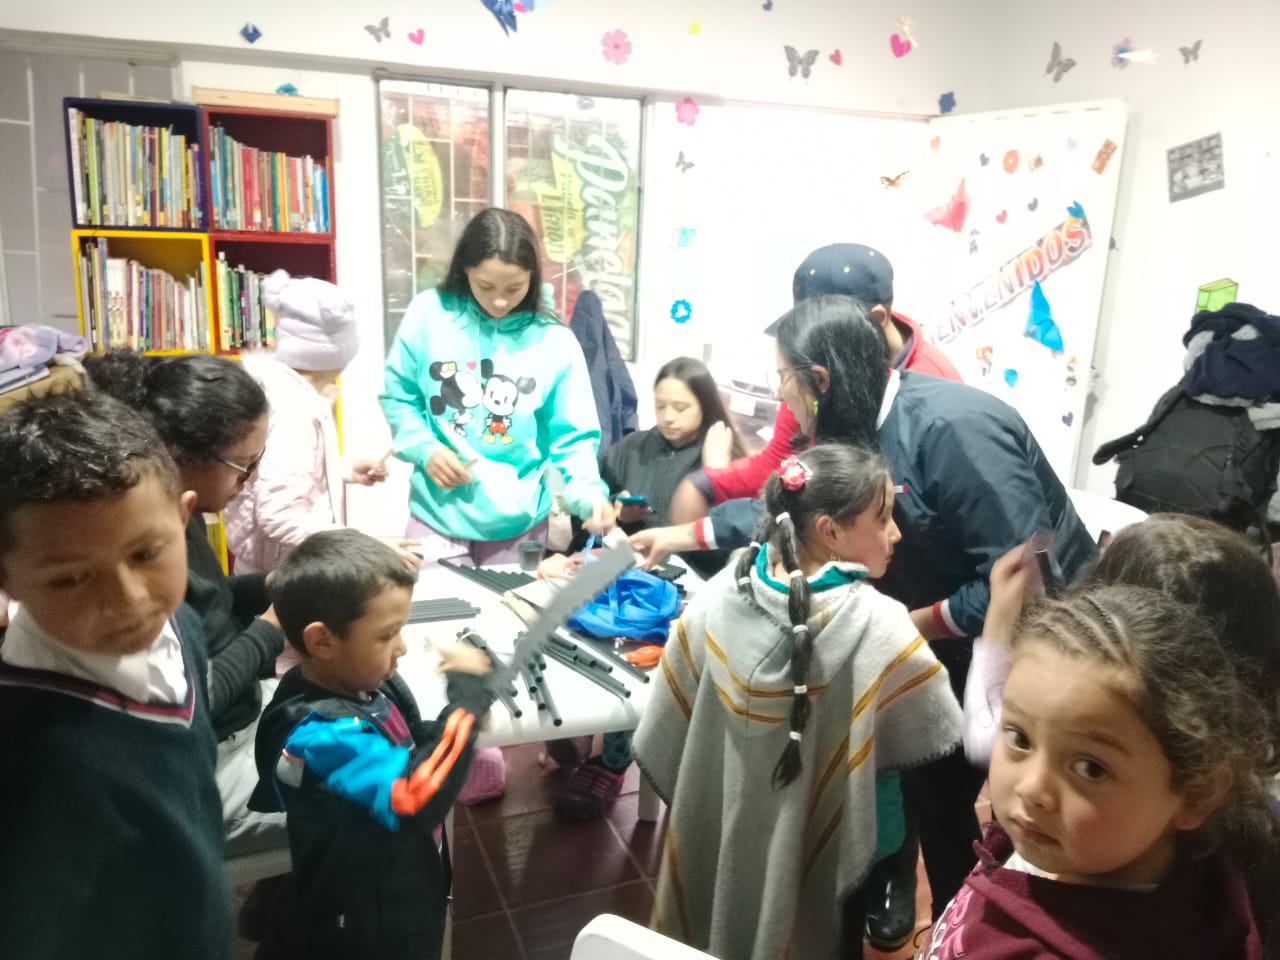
[64,97,337,357]
[63,97,338,573]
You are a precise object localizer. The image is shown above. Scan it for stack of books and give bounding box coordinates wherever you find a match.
[66,107,204,229]
[208,126,329,233]
[214,252,276,350]
[77,237,209,352]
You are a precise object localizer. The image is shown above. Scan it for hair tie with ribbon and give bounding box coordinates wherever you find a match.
[779,455,813,492]
[789,731,803,742]
[794,684,808,695]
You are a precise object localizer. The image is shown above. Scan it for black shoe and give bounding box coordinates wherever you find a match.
[865,835,919,951]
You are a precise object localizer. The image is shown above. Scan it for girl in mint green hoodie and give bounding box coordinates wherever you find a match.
[381,208,615,565]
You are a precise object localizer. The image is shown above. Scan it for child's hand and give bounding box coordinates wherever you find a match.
[348,458,390,486]
[701,421,735,469]
[426,448,475,489]
[585,499,617,536]
[615,491,653,526]
[984,543,1041,647]
[629,522,697,569]
[435,642,492,676]
[380,536,424,571]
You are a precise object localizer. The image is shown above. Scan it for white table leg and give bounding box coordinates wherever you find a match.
[637,776,661,822]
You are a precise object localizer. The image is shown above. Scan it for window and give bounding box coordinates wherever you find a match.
[376,80,643,358]
[378,80,490,345]
[505,90,642,359]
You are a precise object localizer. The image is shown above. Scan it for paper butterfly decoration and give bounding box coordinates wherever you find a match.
[1026,280,1065,352]
[880,171,908,188]
[785,46,820,79]
[1180,39,1202,63]
[1046,42,1076,82]
[365,16,391,42]
[481,0,518,35]
[240,23,262,44]
[926,179,969,233]
[675,151,695,172]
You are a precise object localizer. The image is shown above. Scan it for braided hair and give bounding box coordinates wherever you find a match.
[733,443,893,787]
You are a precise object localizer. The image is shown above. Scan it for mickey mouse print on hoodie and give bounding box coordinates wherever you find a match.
[381,286,608,542]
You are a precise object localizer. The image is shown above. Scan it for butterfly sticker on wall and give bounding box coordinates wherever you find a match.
[481,0,519,35]
[365,17,390,42]
[1026,280,1065,352]
[1046,41,1076,82]
[880,171,909,189]
[1180,39,1202,63]
[675,151,695,172]
[785,46,820,80]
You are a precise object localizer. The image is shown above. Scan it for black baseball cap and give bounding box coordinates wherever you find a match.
[764,243,895,336]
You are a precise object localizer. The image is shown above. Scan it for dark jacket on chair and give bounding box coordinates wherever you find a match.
[569,290,638,450]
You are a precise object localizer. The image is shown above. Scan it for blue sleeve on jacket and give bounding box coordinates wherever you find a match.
[924,412,1058,636]
[283,713,410,831]
[707,497,764,550]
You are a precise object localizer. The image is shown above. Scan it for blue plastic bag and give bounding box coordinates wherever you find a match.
[567,567,680,643]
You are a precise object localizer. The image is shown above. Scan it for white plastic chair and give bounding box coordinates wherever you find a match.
[571,915,716,960]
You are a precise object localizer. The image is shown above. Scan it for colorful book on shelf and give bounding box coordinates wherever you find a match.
[66,107,201,228]
[78,238,207,352]
[213,252,276,350]
[208,124,328,233]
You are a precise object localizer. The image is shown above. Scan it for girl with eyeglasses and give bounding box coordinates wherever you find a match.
[84,349,287,859]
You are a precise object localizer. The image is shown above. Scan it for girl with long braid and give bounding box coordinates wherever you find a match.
[634,444,963,960]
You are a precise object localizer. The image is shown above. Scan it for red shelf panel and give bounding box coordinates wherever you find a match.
[210,230,334,244]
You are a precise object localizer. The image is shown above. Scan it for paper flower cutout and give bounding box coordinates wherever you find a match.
[1003,150,1019,173]
[240,23,262,44]
[670,299,692,323]
[938,91,956,114]
[602,29,631,65]
[675,97,700,125]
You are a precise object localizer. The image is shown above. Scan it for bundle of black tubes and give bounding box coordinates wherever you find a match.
[457,629,522,719]
[407,598,481,624]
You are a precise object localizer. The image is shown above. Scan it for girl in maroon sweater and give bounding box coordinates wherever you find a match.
[928,584,1277,959]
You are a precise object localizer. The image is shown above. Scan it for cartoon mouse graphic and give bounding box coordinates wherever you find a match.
[428,361,482,437]
[481,367,536,444]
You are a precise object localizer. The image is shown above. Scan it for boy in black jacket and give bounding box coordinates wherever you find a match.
[249,529,494,960]
[0,392,231,960]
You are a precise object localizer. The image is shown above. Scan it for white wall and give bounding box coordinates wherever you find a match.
[3,0,989,115]
[983,0,1280,492]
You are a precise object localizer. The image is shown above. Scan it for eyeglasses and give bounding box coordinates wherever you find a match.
[766,366,807,398]
[214,452,264,482]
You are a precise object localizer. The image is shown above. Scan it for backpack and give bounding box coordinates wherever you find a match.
[1092,384,1280,533]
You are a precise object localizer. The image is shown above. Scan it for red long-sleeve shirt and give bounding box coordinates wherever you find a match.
[704,312,961,503]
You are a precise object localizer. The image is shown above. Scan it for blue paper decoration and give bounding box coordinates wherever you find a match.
[670,299,692,324]
[1003,368,1019,388]
[1026,280,1065,352]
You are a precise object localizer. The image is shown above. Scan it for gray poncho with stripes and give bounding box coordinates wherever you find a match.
[634,556,963,960]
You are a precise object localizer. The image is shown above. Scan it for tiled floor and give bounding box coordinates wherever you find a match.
[235,744,990,960]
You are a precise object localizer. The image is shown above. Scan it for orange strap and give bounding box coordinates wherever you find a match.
[390,708,475,817]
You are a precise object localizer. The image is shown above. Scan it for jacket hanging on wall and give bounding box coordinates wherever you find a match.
[569,290,638,450]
